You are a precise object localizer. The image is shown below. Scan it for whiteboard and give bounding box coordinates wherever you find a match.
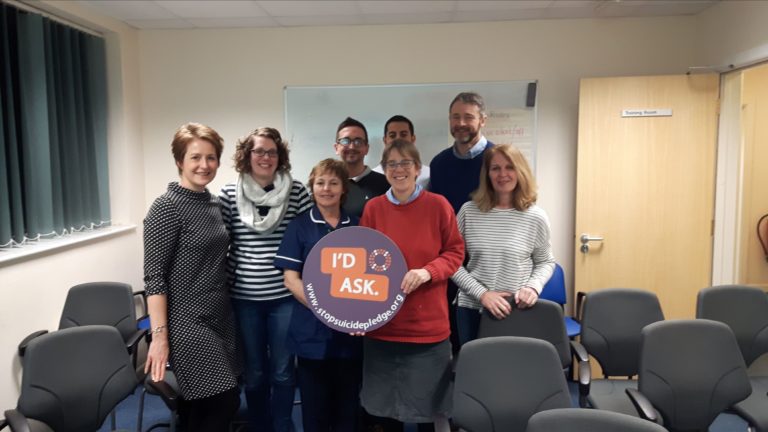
[284,81,537,183]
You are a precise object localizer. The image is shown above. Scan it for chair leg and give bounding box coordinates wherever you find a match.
[137,388,146,432]
[111,410,117,430]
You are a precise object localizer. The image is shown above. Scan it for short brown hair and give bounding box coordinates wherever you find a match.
[171,122,224,173]
[308,159,350,205]
[472,144,537,212]
[233,127,291,174]
[380,139,422,169]
[449,92,487,117]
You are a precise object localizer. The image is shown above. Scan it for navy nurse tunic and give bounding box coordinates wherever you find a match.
[274,206,362,359]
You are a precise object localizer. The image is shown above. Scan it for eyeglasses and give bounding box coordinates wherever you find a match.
[385,160,415,170]
[251,149,278,158]
[336,137,367,147]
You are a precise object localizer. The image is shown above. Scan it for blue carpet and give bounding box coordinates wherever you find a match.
[103,384,749,432]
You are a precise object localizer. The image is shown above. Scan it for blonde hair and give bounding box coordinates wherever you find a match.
[472,144,537,212]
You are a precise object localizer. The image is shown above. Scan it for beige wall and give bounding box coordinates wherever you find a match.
[696,1,768,69]
[2,0,768,408]
[138,15,698,316]
[0,1,144,409]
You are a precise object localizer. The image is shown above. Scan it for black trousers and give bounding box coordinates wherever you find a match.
[297,357,362,432]
[179,386,241,432]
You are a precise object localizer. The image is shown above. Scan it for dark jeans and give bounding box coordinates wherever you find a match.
[447,280,461,354]
[362,415,435,432]
[178,387,240,432]
[297,357,362,432]
[232,297,296,432]
[456,306,481,346]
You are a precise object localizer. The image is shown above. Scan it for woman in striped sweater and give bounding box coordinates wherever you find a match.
[220,128,311,432]
[452,144,555,346]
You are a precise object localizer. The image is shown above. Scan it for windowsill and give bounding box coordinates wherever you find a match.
[0,224,137,266]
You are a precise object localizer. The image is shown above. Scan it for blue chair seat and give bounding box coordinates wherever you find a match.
[539,263,580,338]
[564,316,581,339]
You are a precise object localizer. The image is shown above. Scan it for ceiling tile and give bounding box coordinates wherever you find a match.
[257,1,358,17]
[76,0,177,20]
[456,1,553,12]
[596,1,714,17]
[186,17,279,28]
[156,1,268,18]
[125,19,196,29]
[363,12,454,25]
[455,9,550,22]
[358,1,455,14]
[75,0,722,30]
[548,0,601,8]
[274,14,365,26]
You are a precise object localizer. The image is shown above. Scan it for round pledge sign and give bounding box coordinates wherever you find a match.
[302,226,407,333]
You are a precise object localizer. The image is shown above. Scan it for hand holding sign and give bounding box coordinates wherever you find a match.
[401,269,431,294]
[303,226,407,333]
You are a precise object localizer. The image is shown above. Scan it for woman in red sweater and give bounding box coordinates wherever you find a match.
[359,139,465,432]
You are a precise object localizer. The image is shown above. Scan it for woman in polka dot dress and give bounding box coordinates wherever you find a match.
[143,123,241,431]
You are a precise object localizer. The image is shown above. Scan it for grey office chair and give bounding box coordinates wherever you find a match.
[0,326,138,432]
[138,369,181,432]
[453,336,573,432]
[526,408,668,432]
[578,289,664,414]
[477,299,590,392]
[697,285,768,432]
[18,282,147,370]
[626,319,753,432]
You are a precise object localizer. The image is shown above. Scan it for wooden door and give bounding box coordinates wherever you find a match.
[739,64,768,289]
[575,75,719,319]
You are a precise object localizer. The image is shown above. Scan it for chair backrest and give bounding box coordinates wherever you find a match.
[579,288,664,377]
[638,319,751,432]
[526,408,668,432]
[478,299,571,368]
[539,263,566,305]
[59,282,137,342]
[17,325,138,432]
[696,284,768,367]
[454,336,572,432]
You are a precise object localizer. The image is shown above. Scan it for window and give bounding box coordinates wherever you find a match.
[0,2,110,249]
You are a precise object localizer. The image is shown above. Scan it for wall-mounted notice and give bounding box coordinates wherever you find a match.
[621,109,673,117]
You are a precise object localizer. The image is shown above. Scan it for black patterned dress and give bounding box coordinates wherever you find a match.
[143,182,240,400]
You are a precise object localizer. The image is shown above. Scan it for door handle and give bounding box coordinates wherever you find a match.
[580,234,604,253]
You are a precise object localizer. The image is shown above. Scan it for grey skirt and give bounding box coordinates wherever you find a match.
[361,338,452,423]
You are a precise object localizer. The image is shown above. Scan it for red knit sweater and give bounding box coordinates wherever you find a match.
[360,191,465,343]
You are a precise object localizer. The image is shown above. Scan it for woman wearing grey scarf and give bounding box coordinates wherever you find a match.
[219,128,311,432]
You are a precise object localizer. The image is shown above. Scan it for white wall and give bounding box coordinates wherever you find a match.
[8,2,768,407]
[0,1,144,409]
[138,15,698,313]
[696,1,768,70]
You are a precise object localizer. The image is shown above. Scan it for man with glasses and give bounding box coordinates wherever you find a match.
[373,115,430,189]
[334,117,389,217]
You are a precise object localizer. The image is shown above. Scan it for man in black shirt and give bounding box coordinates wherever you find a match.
[334,117,389,217]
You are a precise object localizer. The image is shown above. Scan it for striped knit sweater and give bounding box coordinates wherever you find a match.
[220,179,312,301]
[452,201,555,310]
